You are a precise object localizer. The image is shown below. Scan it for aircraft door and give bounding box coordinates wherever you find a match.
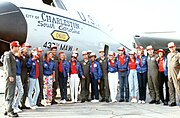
[104,44,109,57]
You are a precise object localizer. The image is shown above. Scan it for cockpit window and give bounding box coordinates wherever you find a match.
[53,0,67,10]
[51,2,55,7]
[42,0,67,10]
[42,0,53,5]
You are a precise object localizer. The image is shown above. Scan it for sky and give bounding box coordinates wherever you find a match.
[64,0,180,49]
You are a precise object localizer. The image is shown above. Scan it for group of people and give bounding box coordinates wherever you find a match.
[2,40,180,117]
[3,41,59,117]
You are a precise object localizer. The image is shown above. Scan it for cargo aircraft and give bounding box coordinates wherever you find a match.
[0,0,130,62]
[134,31,180,50]
[0,0,132,93]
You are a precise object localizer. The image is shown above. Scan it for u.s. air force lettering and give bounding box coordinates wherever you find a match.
[37,12,80,34]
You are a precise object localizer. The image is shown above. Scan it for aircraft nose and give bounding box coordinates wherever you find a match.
[0,2,27,56]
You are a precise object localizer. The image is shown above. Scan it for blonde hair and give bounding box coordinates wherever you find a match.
[43,51,52,61]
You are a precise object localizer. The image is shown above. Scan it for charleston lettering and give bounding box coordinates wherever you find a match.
[37,12,80,34]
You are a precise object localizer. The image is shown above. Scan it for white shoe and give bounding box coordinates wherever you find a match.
[71,100,75,103]
[141,100,146,104]
[134,99,137,103]
[30,106,36,110]
[13,109,19,113]
[47,103,51,106]
[60,100,64,104]
[63,99,67,104]
[74,100,77,103]
[114,99,117,102]
[18,108,22,112]
[60,99,66,104]
[138,100,142,104]
[131,98,137,103]
[34,105,39,108]
[111,100,116,103]
[131,99,134,103]
[43,100,51,106]
[91,99,99,103]
[14,107,22,113]
[44,102,48,106]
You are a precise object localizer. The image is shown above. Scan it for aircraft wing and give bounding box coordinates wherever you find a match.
[134,31,180,50]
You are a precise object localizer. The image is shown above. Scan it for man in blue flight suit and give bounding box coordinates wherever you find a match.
[116,47,130,102]
[89,52,102,103]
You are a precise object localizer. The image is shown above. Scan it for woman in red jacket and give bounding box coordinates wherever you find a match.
[128,51,138,103]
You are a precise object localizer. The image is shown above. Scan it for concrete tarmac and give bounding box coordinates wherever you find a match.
[0,93,180,118]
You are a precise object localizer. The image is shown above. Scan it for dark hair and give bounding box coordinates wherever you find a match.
[51,46,57,51]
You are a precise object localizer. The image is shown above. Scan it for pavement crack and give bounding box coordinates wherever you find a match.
[95,108,122,118]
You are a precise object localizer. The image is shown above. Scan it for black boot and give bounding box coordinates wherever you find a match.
[81,99,85,103]
[4,111,7,116]
[20,105,30,109]
[155,100,160,104]
[51,99,58,105]
[8,112,19,117]
[163,100,168,105]
[149,100,156,104]
[99,98,105,102]
[169,102,176,107]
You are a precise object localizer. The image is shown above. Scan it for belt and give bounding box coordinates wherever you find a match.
[44,74,53,76]
[109,71,116,73]
[118,70,127,72]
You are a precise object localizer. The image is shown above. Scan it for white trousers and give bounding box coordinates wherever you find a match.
[70,74,80,102]
[108,72,118,101]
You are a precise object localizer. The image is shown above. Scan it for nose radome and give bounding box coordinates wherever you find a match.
[0,1,27,58]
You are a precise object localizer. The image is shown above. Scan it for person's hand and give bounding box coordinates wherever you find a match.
[177,72,180,80]
[43,77,46,82]
[32,57,37,61]
[67,73,70,79]
[156,57,159,62]
[53,78,56,82]
[9,76,14,82]
[98,80,100,84]
[82,75,85,79]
